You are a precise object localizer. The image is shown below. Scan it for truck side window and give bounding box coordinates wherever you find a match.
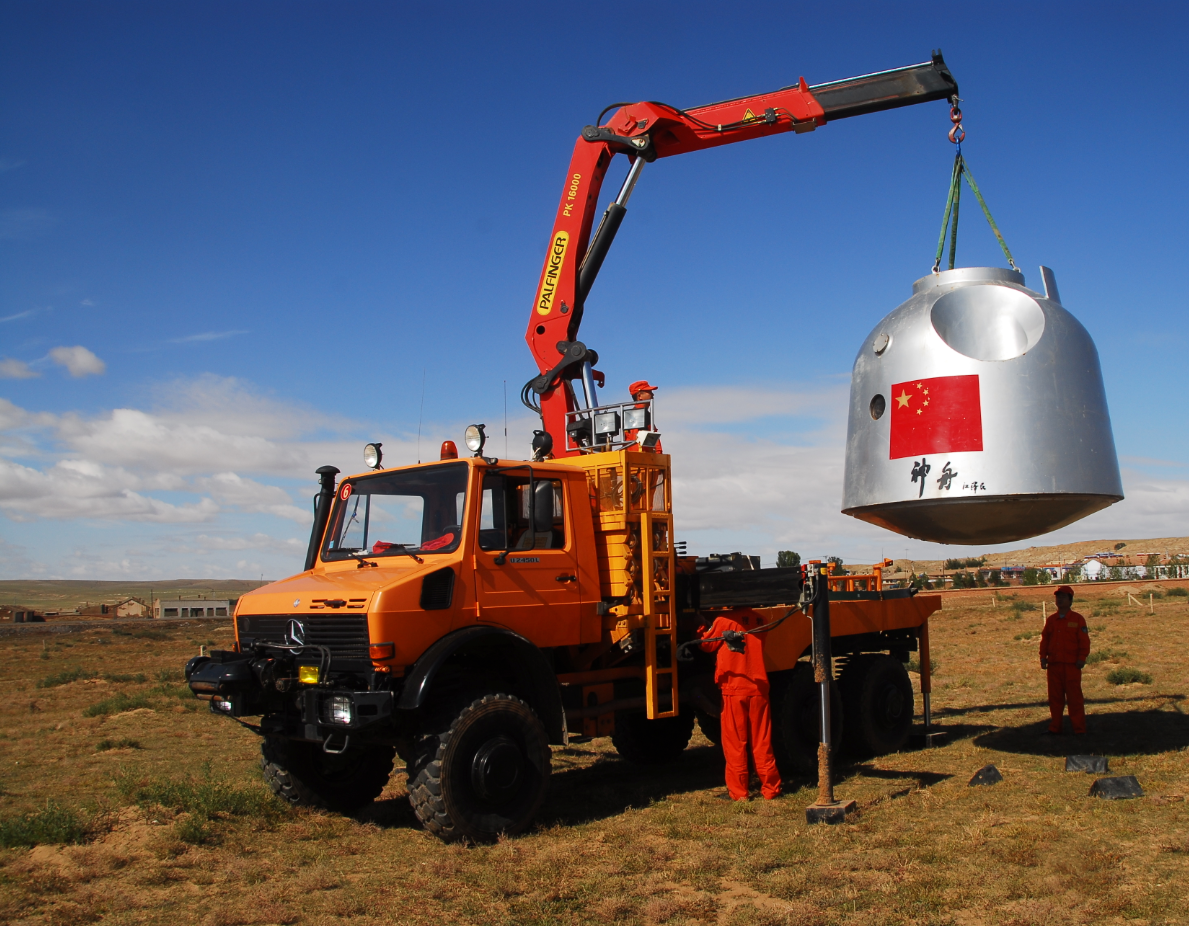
[478,474,565,551]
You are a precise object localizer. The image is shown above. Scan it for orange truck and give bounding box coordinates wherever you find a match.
[187,55,955,842]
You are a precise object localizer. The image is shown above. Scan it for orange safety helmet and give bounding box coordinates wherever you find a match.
[1054,585,1075,598]
[440,440,458,460]
[629,380,658,396]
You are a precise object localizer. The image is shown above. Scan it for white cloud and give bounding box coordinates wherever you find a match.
[194,473,308,523]
[1,309,36,323]
[195,532,305,553]
[49,346,106,377]
[0,457,218,523]
[169,330,250,344]
[0,359,38,379]
[5,371,1186,578]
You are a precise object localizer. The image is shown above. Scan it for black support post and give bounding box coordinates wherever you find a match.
[806,563,856,825]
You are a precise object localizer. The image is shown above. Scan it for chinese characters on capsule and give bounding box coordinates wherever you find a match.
[910,458,931,498]
[910,459,984,495]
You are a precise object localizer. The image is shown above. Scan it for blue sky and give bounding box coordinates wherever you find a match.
[2,1,1187,579]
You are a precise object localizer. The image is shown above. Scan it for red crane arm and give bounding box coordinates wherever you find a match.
[523,53,958,456]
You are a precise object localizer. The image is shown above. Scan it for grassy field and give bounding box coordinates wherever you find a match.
[0,589,1186,925]
[0,579,268,614]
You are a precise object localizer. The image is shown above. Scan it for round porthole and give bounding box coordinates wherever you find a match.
[931,284,1045,361]
[870,394,886,420]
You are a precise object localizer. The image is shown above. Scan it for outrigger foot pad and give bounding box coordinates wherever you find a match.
[805,799,857,825]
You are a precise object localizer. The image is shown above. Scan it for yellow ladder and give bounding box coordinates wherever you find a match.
[640,511,678,719]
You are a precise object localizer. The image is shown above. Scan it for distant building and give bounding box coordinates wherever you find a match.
[0,606,44,623]
[155,599,232,619]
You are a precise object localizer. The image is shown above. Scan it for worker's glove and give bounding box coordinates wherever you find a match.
[1076,661,1085,670]
[722,630,746,653]
[1040,658,1048,670]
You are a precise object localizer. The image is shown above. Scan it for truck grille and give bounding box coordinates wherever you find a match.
[236,614,370,665]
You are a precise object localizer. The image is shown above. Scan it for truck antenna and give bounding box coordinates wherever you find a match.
[503,380,508,457]
[417,368,426,463]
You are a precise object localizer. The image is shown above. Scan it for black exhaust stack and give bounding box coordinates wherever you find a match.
[304,465,340,572]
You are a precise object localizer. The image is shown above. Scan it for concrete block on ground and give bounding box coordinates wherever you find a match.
[1090,776,1143,800]
[1065,755,1109,774]
[805,800,857,824]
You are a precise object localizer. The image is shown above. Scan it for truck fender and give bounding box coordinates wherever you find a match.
[397,625,566,744]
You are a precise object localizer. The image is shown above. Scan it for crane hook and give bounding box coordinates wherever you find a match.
[948,103,965,145]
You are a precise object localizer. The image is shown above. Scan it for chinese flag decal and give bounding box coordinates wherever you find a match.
[889,375,982,460]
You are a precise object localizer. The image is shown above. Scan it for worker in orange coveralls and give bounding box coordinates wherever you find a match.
[625,380,662,453]
[700,613,782,800]
[1039,585,1091,735]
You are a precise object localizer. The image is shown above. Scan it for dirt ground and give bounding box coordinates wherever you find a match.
[0,589,1186,926]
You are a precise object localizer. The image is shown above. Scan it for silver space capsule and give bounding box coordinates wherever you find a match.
[842,266,1122,544]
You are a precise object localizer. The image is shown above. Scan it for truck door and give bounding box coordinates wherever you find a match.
[474,470,582,648]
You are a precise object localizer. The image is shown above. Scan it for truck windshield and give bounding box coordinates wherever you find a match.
[322,463,468,561]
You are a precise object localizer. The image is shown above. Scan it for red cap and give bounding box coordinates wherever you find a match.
[629,380,657,395]
[1054,585,1074,598]
[440,440,458,460]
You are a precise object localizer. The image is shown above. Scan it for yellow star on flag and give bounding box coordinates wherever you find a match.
[895,390,911,408]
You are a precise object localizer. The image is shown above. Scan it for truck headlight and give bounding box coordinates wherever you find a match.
[320,695,353,726]
[364,442,383,469]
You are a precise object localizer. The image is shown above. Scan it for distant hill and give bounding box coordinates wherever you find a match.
[843,537,1189,576]
[0,578,269,612]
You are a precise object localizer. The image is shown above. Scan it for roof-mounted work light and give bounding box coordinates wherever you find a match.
[464,424,487,456]
[623,407,649,431]
[363,442,383,469]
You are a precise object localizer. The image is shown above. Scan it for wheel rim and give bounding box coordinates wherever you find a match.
[470,735,524,805]
[879,684,905,727]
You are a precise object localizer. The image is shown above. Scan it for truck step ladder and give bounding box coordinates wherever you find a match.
[640,511,678,719]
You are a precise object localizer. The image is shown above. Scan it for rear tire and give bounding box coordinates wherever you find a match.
[260,737,394,812]
[770,664,843,777]
[612,710,696,764]
[839,654,913,756]
[407,693,551,844]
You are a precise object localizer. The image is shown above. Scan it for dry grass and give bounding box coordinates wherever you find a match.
[0,594,1186,924]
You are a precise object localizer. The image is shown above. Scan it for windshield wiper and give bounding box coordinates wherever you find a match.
[329,549,379,568]
[333,546,423,566]
[380,544,425,564]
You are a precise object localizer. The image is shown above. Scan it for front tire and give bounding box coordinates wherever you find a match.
[612,710,697,764]
[260,737,394,812]
[408,693,551,844]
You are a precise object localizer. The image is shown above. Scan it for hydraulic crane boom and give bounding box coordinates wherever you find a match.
[523,51,958,455]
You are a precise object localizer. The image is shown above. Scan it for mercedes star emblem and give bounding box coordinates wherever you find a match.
[285,618,306,646]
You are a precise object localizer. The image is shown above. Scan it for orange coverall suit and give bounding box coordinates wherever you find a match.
[1039,609,1091,734]
[700,616,782,800]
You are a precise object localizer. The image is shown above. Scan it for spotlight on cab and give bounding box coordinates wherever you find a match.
[363,442,383,470]
[464,424,487,457]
